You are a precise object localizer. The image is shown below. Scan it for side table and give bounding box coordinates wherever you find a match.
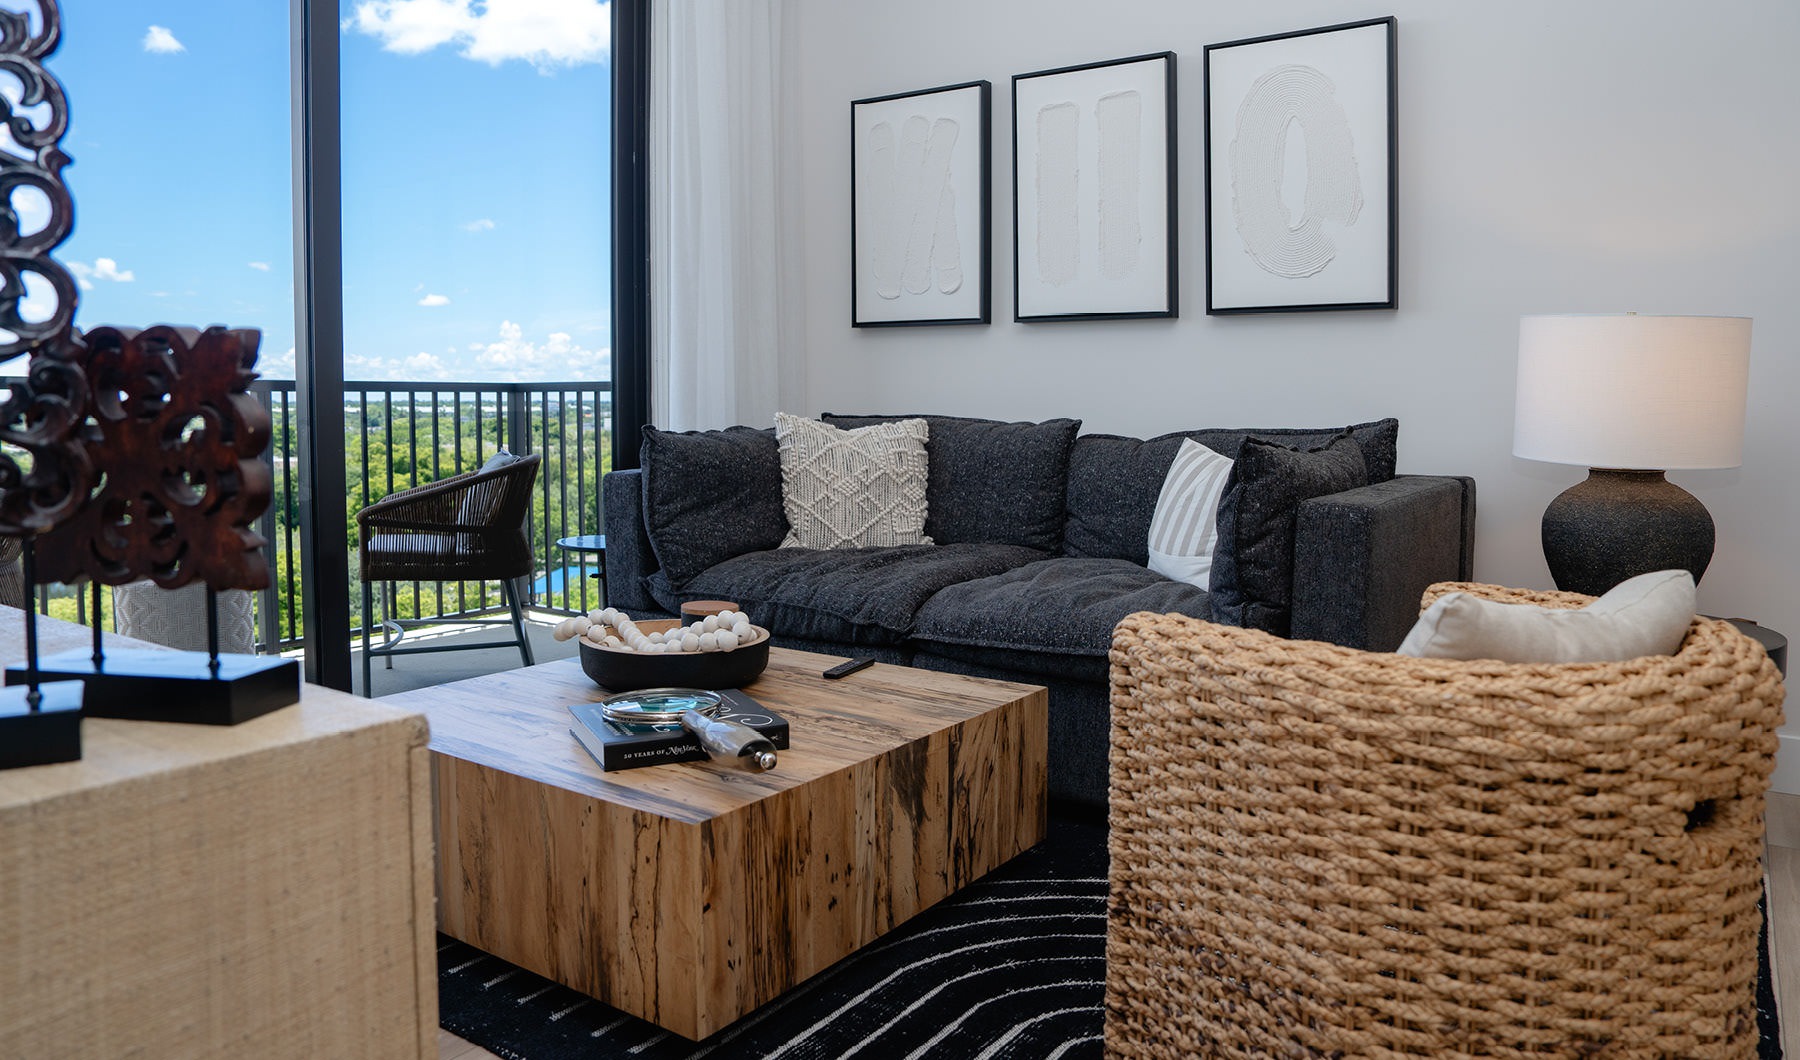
[555,533,607,612]
[0,608,437,1058]
[1726,618,1788,677]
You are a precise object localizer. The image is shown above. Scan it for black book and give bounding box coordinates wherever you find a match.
[569,688,790,771]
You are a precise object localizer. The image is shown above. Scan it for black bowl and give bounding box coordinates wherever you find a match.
[577,618,771,692]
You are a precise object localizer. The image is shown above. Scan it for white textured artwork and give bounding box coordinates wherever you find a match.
[1014,54,1173,319]
[1230,65,1362,278]
[1096,90,1144,280]
[1205,18,1394,312]
[1034,102,1080,286]
[853,81,989,325]
[865,116,964,298]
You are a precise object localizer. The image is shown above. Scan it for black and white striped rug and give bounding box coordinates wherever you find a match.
[440,812,1782,1059]
[438,813,1108,1060]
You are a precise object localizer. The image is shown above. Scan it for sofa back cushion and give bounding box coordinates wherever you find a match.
[821,413,1081,552]
[639,425,788,587]
[1063,417,1398,562]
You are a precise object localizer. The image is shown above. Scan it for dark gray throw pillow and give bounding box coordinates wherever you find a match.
[1209,431,1370,636]
[639,426,788,587]
[821,413,1081,551]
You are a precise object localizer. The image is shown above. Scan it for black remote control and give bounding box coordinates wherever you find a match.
[823,657,876,679]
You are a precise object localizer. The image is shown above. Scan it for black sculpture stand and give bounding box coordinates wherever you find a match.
[1541,468,1716,597]
[0,546,84,769]
[5,648,298,725]
[0,680,82,769]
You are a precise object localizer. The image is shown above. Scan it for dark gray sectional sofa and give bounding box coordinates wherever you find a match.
[602,414,1475,807]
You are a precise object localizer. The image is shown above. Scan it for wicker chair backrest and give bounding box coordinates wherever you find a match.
[1104,582,1785,1058]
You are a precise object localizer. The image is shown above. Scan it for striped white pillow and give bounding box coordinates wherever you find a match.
[1146,440,1233,588]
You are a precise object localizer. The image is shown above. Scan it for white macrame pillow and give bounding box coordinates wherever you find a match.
[775,412,932,550]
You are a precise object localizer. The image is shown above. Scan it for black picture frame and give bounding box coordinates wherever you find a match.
[1012,52,1177,322]
[851,80,991,328]
[1204,17,1397,314]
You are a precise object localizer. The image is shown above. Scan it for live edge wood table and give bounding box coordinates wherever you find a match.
[387,647,1048,1040]
[0,607,438,1059]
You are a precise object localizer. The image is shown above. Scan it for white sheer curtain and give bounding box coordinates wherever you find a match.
[651,0,802,433]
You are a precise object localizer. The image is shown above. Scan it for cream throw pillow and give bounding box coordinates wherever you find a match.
[1146,439,1233,588]
[775,412,932,549]
[1396,569,1696,663]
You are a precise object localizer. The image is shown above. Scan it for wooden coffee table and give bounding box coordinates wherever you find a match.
[387,647,1047,1040]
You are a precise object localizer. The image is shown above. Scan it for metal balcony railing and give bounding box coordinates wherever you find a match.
[21,378,613,653]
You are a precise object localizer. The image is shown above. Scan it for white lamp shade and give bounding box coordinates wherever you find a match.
[1513,314,1751,470]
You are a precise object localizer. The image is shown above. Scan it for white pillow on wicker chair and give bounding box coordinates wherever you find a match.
[1397,568,1696,663]
[775,412,932,550]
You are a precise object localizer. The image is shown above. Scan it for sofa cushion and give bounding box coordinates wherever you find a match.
[1209,432,1369,636]
[822,413,1081,551]
[774,413,932,549]
[639,426,788,587]
[912,557,1212,671]
[648,542,1048,646]
[1064,417,1397,563]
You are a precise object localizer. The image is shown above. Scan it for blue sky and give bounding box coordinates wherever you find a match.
[46,0,612,382]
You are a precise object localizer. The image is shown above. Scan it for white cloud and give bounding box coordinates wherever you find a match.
[404,351,452,378]
[261,346,297,379]
[418,293,450,307]
[339,349,455,382]
[461,218,496,232]
[348,0,609,70]
[248,261,271,272]
[66,257,135,291]
[469,319,609,382]
[143,26,185,54]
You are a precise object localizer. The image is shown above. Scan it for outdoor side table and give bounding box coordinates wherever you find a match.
[555,534,607,611]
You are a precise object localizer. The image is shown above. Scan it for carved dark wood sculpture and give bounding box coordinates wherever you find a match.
[0,1,77,354]
[34,325,273,591]
[10,323,300,723]
[0,0,89,538]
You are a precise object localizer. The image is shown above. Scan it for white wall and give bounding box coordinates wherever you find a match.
[787,1,1800,776]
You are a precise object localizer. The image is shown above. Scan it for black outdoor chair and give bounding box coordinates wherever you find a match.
[355,453,541,696]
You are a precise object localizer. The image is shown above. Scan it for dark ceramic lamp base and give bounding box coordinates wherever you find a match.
[0,681,83,769]
[1542,468,1715,597]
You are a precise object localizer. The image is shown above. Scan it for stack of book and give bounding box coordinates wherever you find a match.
[569,688,790,771]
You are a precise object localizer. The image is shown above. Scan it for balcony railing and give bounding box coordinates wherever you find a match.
[22,379,613,653]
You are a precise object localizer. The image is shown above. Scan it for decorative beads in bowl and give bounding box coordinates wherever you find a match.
[553,607,762,654]
[561,609,773,692]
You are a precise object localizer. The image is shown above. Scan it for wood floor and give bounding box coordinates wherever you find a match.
[435,792,1800,1058]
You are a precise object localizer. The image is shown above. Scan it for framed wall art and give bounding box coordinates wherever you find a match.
[1013,52,1176,322]
[1204,17,1396,314]
[851,80,991,327]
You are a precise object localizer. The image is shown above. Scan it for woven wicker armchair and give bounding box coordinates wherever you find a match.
[1105,582,1784,1059]
[356,453,541,696]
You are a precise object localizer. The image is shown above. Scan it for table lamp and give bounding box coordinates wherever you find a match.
[1513,313,1750,596]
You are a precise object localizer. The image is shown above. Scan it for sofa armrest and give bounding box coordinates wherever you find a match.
[1290,475,1476,651]
[601,469,662,613]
